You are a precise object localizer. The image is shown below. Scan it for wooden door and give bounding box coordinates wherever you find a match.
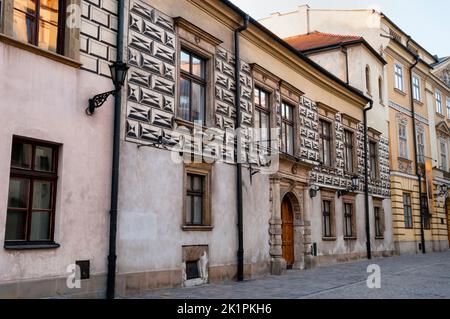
[281,198,294,268]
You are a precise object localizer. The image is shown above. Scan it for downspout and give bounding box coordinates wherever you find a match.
[106,0,125,299]
[234,14,249,282]
[409,55,425,253]
[364,100,373,260]
[342,45,349,84]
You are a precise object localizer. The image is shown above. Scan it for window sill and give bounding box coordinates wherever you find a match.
[413,99,423,106]
[436,112,445,119]
[322,237,336,241]
[375,236,385,240]
[182,226,213,232]
[0,34,81,69]
[394,88,407,96]
[344,237,357,240]
[397,156,412,163]
[4,241,60,250]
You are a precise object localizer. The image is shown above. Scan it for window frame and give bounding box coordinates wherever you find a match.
[5,136,60,245]
[11,0,66,55]
[436,90,443,115]
[254,86,271,152]
[440,140,447,171]
[182,164,212,231]
[412,75,421,102]
[343,129,355,173]
[398,122,408,159]
[374,205,385,238]
[322,199,335,238]
[420,194,431,230]
[369,140,379,180]
[417,131,425,164]
[447,97,450,120]
[403,193,413,229]
[178,48,208,125]
[394,63,404,92]
[319,119,333,167]
[280,100,295,156]
[343,201,356,238]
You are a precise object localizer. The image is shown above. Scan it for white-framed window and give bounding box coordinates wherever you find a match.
[447,97,450,120]
[417,131,425,164]
[394,63,404,91]
[436,90,443,115]
[398,122,408,158]
[412,75,420,101]
[440,140,448,171]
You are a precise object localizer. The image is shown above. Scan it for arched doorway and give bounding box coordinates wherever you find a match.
[281,196,294,268]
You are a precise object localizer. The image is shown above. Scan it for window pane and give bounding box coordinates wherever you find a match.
[281,123,286,152]
[180,51,190,73]
[8,179,29,208]
[5,211,27,240]
[192,176,203,192]
[191,83,205,123]
[39,0,59,25]
[192,56,204,79]
[261,113,269,148]
[11,141,32,169]
[179,77,190,121]
[35,146,53,171]
[185,195,192,224]
[38,19,58,52]
[13,10,35,45]
[193,196,202,225]
[32,181,52,209]
[286,124,294,155]
[14,0,36,12]
[254,88,260,106]
[30,211,50,240]
[260,91,267,108]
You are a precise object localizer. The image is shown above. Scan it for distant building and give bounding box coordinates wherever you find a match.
[260,5,450,254]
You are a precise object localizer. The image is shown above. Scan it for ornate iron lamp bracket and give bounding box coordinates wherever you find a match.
[86,89,118,115]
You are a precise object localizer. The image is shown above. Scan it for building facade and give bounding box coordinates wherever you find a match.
[260,5,450,254]
[2,0,447,299]
[0,0,120,297]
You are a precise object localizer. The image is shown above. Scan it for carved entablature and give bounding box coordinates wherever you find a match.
[436,121,450,138]
[396,112,409,126]
[398,157,413,175]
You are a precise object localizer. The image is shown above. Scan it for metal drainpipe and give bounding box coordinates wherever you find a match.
[234,14,249,282]
[409,55,425,253]
[342,46,349,84]
[106,0,125,299]
[364,100,373,260]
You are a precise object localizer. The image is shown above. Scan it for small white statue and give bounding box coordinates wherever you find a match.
[197,251,208,281]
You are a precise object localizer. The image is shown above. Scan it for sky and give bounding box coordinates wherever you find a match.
[229,0,450,58]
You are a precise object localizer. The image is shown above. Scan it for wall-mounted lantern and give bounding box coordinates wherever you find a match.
[337,175,360,198]
[86,62,129,115]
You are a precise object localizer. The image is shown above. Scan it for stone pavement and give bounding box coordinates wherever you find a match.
[127,251,450,299]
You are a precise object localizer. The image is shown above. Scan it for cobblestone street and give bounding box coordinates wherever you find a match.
[127,251,450,299]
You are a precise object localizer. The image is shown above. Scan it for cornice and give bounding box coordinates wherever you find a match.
[174,17,223,46]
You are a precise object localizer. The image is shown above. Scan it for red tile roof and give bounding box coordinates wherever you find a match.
[284,31,363,51]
